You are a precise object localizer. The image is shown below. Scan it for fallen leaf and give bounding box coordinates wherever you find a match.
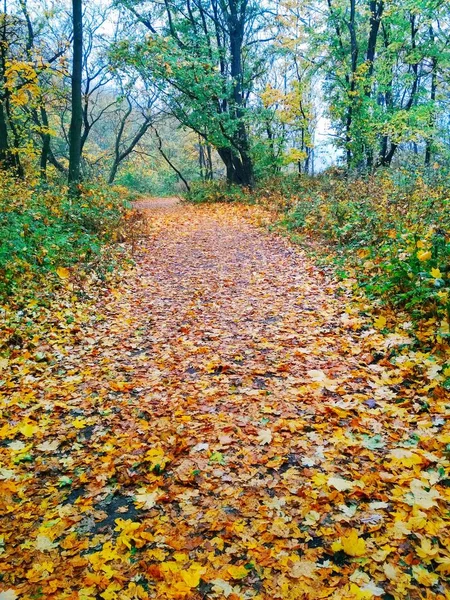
[56,267,70,279]
[257,429,272,445]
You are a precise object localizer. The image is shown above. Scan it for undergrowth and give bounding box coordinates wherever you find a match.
[186,169,450,351]
[185,180,251,204]
[0,173,136,355]
[0,173,132,304]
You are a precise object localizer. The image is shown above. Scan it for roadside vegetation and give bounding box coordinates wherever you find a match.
[186,169,450,366]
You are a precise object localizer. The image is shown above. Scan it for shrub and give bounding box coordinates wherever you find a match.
[258,170,449,342]
[0,172,130,303]
[185,180,250,204]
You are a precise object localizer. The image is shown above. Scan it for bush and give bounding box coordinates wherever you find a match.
[0,172,130,303]
[185,170,449,343]
[185,180,250,204]
[257,170,450,342]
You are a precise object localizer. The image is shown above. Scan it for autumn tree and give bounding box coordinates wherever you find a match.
[116,0,276,187]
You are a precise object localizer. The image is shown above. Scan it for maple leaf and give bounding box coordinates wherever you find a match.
[347,584,373,599]
[181,563,206,587]
[257,429,272,445]
[340,529,367,557]
[417,250,432,261]
[416,538,439,560]
[134,488,160,509]
[307,369,336,390]
[209,451,225,464]
[8,441,26,451]
[36,440,60,452]
[383,562,399,581]
[436,556,450,575]
[406,479,441,509]
[211,579,235,598]
[290,560,317,578]
[18,422,38,438]
[34,535,57,551]
[0,468,15,480]
[328,476,355,491]
[227,565,249,579]
[412,565,439,587]
[373,315,387,330]
[56,267,70,279]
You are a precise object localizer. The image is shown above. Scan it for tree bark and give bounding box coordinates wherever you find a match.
[425,25,437,167]
[68,0,83,194]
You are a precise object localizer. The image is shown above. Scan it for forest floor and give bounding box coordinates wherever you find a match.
[1,199,449,600]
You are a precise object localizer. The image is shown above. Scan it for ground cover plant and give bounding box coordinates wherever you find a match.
[0,172,130,303]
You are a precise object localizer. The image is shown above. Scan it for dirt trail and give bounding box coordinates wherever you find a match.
[1,200,448,599]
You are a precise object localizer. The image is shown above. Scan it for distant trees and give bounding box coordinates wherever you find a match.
[0,0,449,186]
[318,0,450,169]
[117,0,275,187]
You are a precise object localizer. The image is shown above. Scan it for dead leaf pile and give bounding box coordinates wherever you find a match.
[0,200,449,600]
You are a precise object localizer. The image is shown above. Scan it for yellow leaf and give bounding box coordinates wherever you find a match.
[19,423,38,438]
[417,250,432,262]
[416,538,439,560]
[436,556,450,575]
[0,358,8,371]
[407,479,441,509]
[348,583,374,599]
[331,540,343,552]
[181,563,206,587]
[72,417,86,429]
[416,239,427,249]
[387,448,422,467]
[56,267,70,279]
[357,248,370,259]
[373,315,387,330]
[412,565,439,587]
[341,529,366,557]
[430,268,442,279]
[227,565,249,580]
[328,476,354,491]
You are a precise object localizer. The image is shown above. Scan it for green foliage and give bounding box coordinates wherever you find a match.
[266,170,449,338]
[0,172,129,303]
[185,180,250,204]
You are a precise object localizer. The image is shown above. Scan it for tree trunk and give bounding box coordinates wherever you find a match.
[108,161,119,185]
[206,144,213,180]
[68,0,83,194]
[0,102,11,169]
[425,33,437,167]
[39,106,50,180]
[227,0,254,187]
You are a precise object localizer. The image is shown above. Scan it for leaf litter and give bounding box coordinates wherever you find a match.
[0,200,449,599]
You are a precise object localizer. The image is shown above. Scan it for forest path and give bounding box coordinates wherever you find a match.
[2,200,446,600]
